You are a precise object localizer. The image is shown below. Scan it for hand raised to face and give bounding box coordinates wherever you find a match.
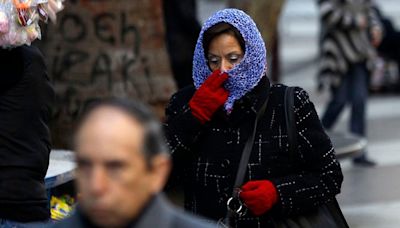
[189,70,230,124]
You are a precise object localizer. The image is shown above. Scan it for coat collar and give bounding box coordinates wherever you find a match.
[214,75,270,126]
[133,194,174,228]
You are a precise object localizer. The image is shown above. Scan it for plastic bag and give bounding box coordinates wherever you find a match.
[0,0,64,49]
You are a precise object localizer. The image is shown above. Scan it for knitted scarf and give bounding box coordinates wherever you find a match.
[192,8,267,112]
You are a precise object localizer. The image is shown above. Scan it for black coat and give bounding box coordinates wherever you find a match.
[0,45,55,221]
[164,77,343,227]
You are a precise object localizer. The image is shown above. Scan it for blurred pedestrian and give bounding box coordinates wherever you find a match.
[163,0,201,89]
[49,98,216,228]
[374,4,400,91]
[0,1,62,226]
[374,4,400,67]
[0,45,55,226]
[317,0,383,166]
[165,8,343,227]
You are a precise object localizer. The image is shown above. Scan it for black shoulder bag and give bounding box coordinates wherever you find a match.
[272,86,349,228]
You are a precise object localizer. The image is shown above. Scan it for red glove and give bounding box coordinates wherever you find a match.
[240,180,278,216]
[189,70,229,124]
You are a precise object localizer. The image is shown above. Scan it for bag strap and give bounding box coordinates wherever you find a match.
[233,95,269,189]
[284,86,349,228]
[223,91,269,227]
[284,86,297,161]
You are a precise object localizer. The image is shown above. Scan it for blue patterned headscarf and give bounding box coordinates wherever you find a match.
[193,8,267,112]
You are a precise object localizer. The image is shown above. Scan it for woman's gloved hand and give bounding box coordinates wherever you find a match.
[240,180,278,216]
[189,70,229,124]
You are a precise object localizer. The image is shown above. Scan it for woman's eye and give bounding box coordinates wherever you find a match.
[208,57,220,65]
[229,54,242,64]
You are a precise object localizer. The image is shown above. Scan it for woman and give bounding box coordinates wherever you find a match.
[164,8,343,227]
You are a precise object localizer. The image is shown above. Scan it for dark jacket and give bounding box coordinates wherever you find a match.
[49,194,217,228]
[317,0,381,88]
[164,77,343,227]
[163,0,201,89]
[0,45,55,221]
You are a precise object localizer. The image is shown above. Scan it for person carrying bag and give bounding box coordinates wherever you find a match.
[164,8,345,228]
[222,87,349,228]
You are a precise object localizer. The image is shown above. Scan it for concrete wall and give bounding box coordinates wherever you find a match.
[37,0,176,147]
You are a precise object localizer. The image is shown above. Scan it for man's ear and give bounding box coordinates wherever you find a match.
[149,154,171,193]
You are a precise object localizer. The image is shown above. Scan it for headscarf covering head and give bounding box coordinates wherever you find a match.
[193,8,267,112]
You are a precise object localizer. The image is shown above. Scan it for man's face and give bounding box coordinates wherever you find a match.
[75,107,169,227]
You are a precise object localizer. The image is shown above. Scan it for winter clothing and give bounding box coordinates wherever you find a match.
[189,70,229,123]
[193,8,267,112]
[165,8,343,227]
[163,0,201,89]
[0,45,54,222]
[240,180,278,216]
[48,194,217,228]
[165,78,343,227]
[317,0,381,88]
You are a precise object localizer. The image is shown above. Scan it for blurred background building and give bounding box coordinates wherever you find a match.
[36,0,176,147]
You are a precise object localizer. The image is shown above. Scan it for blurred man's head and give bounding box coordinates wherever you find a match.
[74,98,170,227]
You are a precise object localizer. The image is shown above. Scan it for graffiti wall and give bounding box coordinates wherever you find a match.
[37,0,176,148]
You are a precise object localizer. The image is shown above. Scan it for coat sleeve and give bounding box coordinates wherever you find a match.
[164,88,205,155]
[164,88,206,186]
[271,87,344,216]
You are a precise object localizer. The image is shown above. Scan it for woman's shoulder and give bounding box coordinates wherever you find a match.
[167,85,196,108]
[270,83,287,94]
[270,84,310,98]
[171,85,196,99]
[270,84,313,105]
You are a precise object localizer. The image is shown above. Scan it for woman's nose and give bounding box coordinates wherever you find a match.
[220,59,233,72]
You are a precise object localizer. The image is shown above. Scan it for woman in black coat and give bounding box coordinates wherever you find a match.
[164,8,343,227]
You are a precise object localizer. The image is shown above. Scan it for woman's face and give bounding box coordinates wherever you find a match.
[207,33,244,72]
